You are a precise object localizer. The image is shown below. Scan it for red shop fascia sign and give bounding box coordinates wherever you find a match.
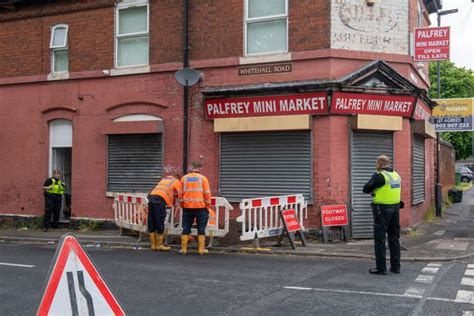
[204,91,418,119]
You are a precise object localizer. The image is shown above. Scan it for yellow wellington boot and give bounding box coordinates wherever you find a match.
[198,235,209,255]
[149,232,157,251]
[156,233,171,251]
[180,235,189,255]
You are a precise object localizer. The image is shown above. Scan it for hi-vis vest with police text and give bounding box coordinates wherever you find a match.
[180,172,211,209]
[373,170,401,205]
[150,176,182,207]
[47,178,65,195]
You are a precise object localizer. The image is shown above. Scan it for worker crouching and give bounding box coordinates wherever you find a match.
[180,161,211,255]
[148,173,182,251]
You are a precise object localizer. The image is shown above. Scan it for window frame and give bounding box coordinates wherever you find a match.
[244,0,289,56]
[50,24,69,74]
[115,0,150,68]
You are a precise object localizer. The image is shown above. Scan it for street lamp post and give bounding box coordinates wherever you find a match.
[435,8,458,217]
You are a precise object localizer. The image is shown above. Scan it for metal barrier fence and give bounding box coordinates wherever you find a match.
[236,194,307,244]
[113,193,232,242]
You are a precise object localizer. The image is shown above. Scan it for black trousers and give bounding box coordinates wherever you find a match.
[372,203,401,272]
[148,196,167,234]
[44,194,62,228]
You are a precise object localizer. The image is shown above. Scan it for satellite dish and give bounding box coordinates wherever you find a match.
[175,68,200,87]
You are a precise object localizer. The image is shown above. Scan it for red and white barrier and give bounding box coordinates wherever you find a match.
[113,193,148,234]
[113,194,232,240]
[237,194,307,241]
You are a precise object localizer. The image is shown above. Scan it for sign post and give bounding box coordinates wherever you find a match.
[320,204,350,243]
[277,209,306,250]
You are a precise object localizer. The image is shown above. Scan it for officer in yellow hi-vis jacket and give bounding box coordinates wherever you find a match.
[42,170,66,232]
[363,155,402,275]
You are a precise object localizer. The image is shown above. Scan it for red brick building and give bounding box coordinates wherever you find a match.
[0,0,449,237]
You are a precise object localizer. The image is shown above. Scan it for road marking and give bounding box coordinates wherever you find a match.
[284,286,471,305]
[466,270,474,276]
[462,278,474,287]
[0,262,35,268]
[456,291,474,304]
[463,311,473,316]
[427,263,442,267]
[433,230,446,236]
[404,287,425,296]
[284,286,422,298]
[415,275,434,283]
[422,267,440,274]
[468,264,474,269]
[283,286,312,291]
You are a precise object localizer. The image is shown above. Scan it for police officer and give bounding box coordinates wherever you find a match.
[42,169,65,232]
[180,161,211,255]
[363,155,401,275]
[148,173,182,251]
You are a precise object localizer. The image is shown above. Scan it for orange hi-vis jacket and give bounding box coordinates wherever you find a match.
[149,176,183,207]
[180,172,211,209]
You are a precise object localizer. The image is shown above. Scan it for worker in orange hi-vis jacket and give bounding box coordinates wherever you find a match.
[179,161,211,255]
[148,173,182,251]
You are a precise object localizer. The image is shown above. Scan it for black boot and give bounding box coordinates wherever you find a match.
[369,268,387,275]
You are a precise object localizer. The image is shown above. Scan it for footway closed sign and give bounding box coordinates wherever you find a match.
[321,205,349,227]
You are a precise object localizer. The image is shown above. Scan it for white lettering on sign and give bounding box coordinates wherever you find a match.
[279,97,325,112]
[335,98,367,110]
[205,94,327,118]
[416,28,448,39]
[383,100,410,112]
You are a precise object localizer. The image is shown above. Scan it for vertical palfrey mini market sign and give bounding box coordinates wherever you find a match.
[330,92,416,117]
[431,98,474,131]
[414,26,450,61]
[204,92,328,119]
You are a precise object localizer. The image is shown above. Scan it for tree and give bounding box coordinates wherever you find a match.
[429,61,474,160]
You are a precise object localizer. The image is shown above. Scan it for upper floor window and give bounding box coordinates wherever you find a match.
[116,1,149,67]
[245,0,288,56]
[50,24,68,73]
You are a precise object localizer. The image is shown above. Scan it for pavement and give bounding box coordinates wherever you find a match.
[1,188,474,262]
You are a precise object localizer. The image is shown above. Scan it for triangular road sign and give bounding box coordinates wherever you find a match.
[37,234,125,316]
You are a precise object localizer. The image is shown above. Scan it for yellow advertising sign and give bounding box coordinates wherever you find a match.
[432,98,474,131]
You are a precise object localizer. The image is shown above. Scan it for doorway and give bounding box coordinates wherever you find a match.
[49,120,72,222]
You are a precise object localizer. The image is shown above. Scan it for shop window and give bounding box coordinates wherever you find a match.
[412,136,425,204]
[116,0,149,67]
[220,132,311,202]
[107,134,162,193]
[245,0,288,55]
[50,24,69,73]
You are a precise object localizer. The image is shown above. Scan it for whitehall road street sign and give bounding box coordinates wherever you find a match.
[414,26,450,62]
[37,234,125,316]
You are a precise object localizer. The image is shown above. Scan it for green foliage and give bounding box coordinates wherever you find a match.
[78,220,101,232]
[440,131,472,160]
[428,61,474,99]
[429,61,474,160]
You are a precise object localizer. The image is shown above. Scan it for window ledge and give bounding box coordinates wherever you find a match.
[110,65,150,76]
[240,52,291,65]
[47,72,70,81]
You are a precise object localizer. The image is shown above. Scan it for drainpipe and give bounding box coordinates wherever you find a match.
[182,0,189,175]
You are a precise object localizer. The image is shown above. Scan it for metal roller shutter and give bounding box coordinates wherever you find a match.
[220,132,312,202]
[108,134,162,192]
[412,136,425,204]
[351,132,393,238]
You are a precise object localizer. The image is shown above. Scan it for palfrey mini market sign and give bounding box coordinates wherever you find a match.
[204,92,328,119]
[204,92,418,119]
